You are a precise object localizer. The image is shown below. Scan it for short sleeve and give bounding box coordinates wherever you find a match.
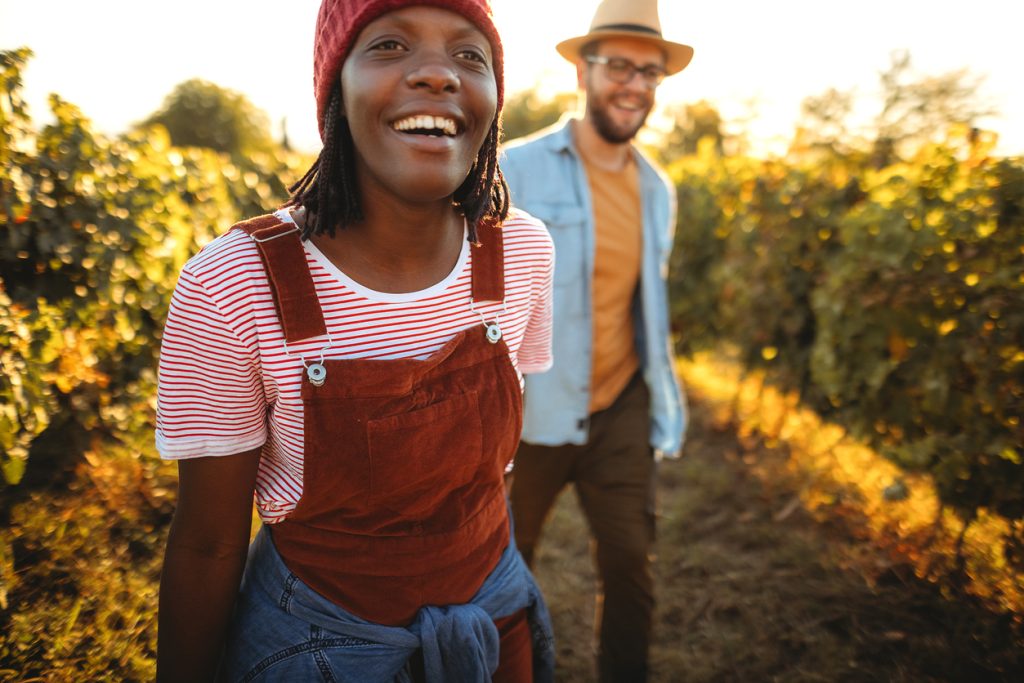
[156,267,267,459]
[516,233,554,374]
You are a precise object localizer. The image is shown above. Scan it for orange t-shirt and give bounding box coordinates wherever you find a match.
[582,154,642,413]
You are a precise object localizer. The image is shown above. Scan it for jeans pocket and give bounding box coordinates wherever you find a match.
[234,625,387,683]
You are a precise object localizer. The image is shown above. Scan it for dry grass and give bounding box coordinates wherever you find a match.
[0,435,171,682]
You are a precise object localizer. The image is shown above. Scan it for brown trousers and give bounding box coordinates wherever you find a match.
[510,373,657,683]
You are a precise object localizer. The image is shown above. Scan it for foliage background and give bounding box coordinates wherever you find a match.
[0,48,307,490]
[668,136,1023,525]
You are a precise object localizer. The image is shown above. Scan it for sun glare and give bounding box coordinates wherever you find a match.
[0,0,1021,155]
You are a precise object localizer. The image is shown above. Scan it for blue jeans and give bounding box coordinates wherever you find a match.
[221,526,554,682]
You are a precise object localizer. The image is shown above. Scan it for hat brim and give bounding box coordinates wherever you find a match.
[556,30,693,75]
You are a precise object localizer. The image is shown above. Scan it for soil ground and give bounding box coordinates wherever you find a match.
[531,397,1023,682]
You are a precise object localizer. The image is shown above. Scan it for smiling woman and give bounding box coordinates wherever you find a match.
[153,1,555,682]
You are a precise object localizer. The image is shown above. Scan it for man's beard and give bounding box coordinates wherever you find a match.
[586,90,651,144]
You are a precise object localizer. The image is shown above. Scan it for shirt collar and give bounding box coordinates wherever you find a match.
[546,114,580,154]
[549,116,648,175]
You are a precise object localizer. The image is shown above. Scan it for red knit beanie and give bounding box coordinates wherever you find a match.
[313,0,505,141]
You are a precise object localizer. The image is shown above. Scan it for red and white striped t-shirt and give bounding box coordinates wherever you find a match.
[156,208,554,523]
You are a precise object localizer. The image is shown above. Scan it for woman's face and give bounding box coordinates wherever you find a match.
[340,6,498,208]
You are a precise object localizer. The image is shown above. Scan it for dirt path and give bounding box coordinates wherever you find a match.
[529,396,1023,682]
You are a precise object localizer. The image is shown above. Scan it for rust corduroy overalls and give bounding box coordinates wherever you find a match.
[237,213,531,678]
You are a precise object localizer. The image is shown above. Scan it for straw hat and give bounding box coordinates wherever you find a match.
[556,0,693,75]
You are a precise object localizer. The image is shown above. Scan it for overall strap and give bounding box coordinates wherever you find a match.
[235,214,327,344]
[470,221,505,303]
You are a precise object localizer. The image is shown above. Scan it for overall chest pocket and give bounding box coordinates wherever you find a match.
[366,390,483,519]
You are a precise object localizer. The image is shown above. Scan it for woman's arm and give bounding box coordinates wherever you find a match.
[157,447,262,683]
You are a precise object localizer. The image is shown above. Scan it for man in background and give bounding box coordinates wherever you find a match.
[500,0,692,680]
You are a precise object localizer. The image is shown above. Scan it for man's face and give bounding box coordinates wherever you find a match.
[579,37,666,144]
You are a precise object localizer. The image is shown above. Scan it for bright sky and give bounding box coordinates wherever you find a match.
[1,0,1021,157]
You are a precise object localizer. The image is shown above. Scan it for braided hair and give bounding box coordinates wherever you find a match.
[286,85,509,245]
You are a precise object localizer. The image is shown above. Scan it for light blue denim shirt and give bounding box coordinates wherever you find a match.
[501,117,687,458]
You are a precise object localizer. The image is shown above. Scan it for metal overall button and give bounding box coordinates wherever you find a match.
[307,362,327,386]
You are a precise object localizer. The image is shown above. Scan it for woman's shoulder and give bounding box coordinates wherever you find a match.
[174,219,274,312]
[501,208,553,247]
[182,219,266,279]
[498,209,554,276]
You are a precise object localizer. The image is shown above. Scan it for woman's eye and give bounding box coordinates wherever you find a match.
[371,39,405,52]
[456,48,487,64]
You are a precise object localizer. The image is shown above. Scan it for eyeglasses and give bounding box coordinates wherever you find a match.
[583,55,667,88]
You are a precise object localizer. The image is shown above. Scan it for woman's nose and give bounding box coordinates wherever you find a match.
[406,58,460,94]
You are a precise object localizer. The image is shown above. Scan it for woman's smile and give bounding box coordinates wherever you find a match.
[387,109,464,153]
[391,113,460,137]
